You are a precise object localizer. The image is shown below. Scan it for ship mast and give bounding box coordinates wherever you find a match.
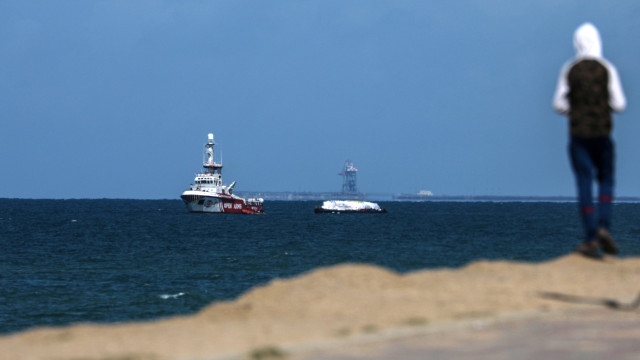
[203,133,223,175]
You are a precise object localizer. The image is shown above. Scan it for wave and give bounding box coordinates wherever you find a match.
[158,292,186,300]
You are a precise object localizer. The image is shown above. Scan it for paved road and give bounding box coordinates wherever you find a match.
[291,308,640,360]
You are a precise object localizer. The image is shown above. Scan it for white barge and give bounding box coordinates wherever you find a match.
[314,200,386,214]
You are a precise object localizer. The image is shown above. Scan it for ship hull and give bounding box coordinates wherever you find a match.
[181,191,263,214]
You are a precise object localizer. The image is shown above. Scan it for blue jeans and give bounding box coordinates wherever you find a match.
[569,136,614,243]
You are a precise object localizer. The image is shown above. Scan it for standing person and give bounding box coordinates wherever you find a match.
[553,22,626,258]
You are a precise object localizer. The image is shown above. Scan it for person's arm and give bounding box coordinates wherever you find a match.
[606,62,626,112]
[553,63,571,114]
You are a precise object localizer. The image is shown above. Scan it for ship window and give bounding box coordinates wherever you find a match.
[198,199,205,205]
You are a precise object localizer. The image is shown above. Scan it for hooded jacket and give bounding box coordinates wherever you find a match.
[553,23,626,137]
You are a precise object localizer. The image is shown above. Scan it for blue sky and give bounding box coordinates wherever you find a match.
[1,1,638,199]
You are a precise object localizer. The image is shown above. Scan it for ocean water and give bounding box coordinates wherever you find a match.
[1,199,639,335]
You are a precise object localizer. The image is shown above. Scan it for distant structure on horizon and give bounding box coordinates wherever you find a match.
[338,159,359,195]
[392,190,434,201]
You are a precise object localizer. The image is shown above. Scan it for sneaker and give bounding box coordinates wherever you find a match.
[597,228,619,255]
[574,241,602,260]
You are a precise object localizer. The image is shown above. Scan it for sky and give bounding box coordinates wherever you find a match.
[1,0,639,199]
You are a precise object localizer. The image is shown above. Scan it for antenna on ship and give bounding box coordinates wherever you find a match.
[339,159,359,195]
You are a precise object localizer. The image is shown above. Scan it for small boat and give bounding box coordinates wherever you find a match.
[314,200,387,214]
[180,133,264,214]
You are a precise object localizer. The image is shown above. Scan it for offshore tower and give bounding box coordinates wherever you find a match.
[339,159,359,195]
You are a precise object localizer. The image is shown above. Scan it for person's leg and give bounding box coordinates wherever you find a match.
[569,138,597,243]
[594,137,618,255]
[594,137,614,229]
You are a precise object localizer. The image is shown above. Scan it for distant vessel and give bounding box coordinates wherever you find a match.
[180,133,264,214]
[314,200,387,214]
[393,190,434,201]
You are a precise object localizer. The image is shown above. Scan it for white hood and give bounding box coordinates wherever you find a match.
[574,22,602,58]
[553,22,626,114]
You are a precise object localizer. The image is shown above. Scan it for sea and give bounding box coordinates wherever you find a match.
[1,199,639,335]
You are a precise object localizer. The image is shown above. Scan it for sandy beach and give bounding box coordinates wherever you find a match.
[2,254,639,360]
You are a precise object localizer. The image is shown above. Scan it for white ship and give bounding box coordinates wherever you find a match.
[180,133,264,214]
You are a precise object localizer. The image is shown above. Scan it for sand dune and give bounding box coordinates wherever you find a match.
[2,254,639,360]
